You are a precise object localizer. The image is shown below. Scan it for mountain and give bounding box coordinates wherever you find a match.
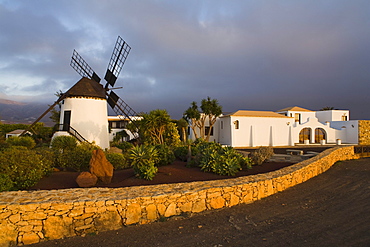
[0,99,54,126]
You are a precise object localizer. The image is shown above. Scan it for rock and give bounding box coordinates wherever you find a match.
[76,172,98,188]
[89,149,114,184]
[43,216,74,240]
[95,211,122,231]
[125,203,141,225]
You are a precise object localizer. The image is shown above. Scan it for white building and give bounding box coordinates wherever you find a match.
[108,115,142,142]
[6,129,32,139]
[189,106,364,148]
[52,77,110,149]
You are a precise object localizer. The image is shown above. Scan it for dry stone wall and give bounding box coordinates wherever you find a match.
[0,146,360,246]
[358,120,370,145]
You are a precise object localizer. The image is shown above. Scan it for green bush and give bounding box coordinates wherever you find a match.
[195,142,248,176]
[251,146,274,165]
[155,144,175,166]
[0,139,10,151]
[106,152,129,170]
[6,136,36,149]
[115,141,134,153]
[129,145,158,180]
[0,173,14,192]
[174,145,188,161]
[54,142,99,172]
[0,147,53,190]
[51,135,78,151]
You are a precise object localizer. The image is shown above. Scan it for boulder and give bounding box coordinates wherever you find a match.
[76,172,98,188]
[89,149,114,184]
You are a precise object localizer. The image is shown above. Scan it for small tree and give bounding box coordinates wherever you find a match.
[201,97,222,141]
[176,118,188,142]
[183,97,222,141]
[136,109,180,146]
[320,106,335,111]
[183,101,201,139]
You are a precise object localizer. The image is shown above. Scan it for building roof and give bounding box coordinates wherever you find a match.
[276,106,313,112]
[223,110,292,118]
[7,129,31,135]
[66,77,106,99]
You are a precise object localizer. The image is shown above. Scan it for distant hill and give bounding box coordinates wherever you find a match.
[0,99,54,126]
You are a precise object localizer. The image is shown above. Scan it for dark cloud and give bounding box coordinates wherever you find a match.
[1,0,370,120]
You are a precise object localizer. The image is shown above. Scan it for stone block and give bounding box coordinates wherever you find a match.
[146,204,157,220]
[192,199,206,213]
[95,210,122,231]
[125,203,141,225]
[209,197,225,209]
[43,216,74,240]
[22,232,40,245]
[180,202,192,212]
[0,220,17,247]
[157,204,166,216]
[164,203,177,217]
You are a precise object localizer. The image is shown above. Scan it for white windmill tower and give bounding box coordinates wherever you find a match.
[22,36,139,149]
[52,77,110,149]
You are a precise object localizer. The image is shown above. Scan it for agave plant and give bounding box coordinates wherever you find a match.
[129,145,158,180]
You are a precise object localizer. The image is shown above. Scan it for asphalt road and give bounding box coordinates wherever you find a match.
[30,158,370,247]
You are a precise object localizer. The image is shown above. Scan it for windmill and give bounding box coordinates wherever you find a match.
[22,36,140,149]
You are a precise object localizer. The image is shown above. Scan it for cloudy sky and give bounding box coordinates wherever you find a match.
[1,0,370,119]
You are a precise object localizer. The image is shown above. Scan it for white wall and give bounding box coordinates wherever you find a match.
[59,97,110,149]
[221,116,294,147]
[316,110,350,122]
[329,120,358,144]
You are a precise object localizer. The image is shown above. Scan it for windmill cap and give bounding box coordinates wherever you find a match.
[66,77,106,99]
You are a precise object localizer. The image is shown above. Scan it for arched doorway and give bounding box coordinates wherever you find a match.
[299,128,311,143]
[315,128,326,143]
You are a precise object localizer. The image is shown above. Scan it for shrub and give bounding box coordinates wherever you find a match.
[174,145,188,161]
[251,146,274,165]
[0,147,53,190]
[51,135,78,151]
[106,152,129,170]
[194,142,244,176]
[129,145,158,180]
[155,144,175,166]
[6,136,36,149]
[0,173,14,192]
[115,141,134,153]
[54,142,100,171]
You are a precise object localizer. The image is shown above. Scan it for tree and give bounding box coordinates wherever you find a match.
[176,118,188,142]
[49,91,63,126]
[183,97,222,141]
[320,106,335,111]
[200,97,222,141]
[183,101,201,139]
[135,109,180,146]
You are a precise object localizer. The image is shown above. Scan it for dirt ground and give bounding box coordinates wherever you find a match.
[29,161,293,190]
[29,158,370,247]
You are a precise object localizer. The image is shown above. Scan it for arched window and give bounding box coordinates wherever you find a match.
[234,120,239,129]
[315,128,326,143]
[299,128,311,143]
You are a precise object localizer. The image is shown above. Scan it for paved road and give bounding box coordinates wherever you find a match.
[31,158,370,247]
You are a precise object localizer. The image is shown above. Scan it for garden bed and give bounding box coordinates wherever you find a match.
[29,160,293,190]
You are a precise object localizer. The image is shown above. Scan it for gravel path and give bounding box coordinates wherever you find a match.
[30,158,370,247]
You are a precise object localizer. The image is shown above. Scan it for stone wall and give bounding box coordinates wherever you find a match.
[0,146,360,246]
[358,120,370,145]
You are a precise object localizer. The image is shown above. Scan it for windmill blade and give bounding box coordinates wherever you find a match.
[107,91,139,139]
[70,49,101,83]
[20,93,68,136]
[104,36,131,88]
